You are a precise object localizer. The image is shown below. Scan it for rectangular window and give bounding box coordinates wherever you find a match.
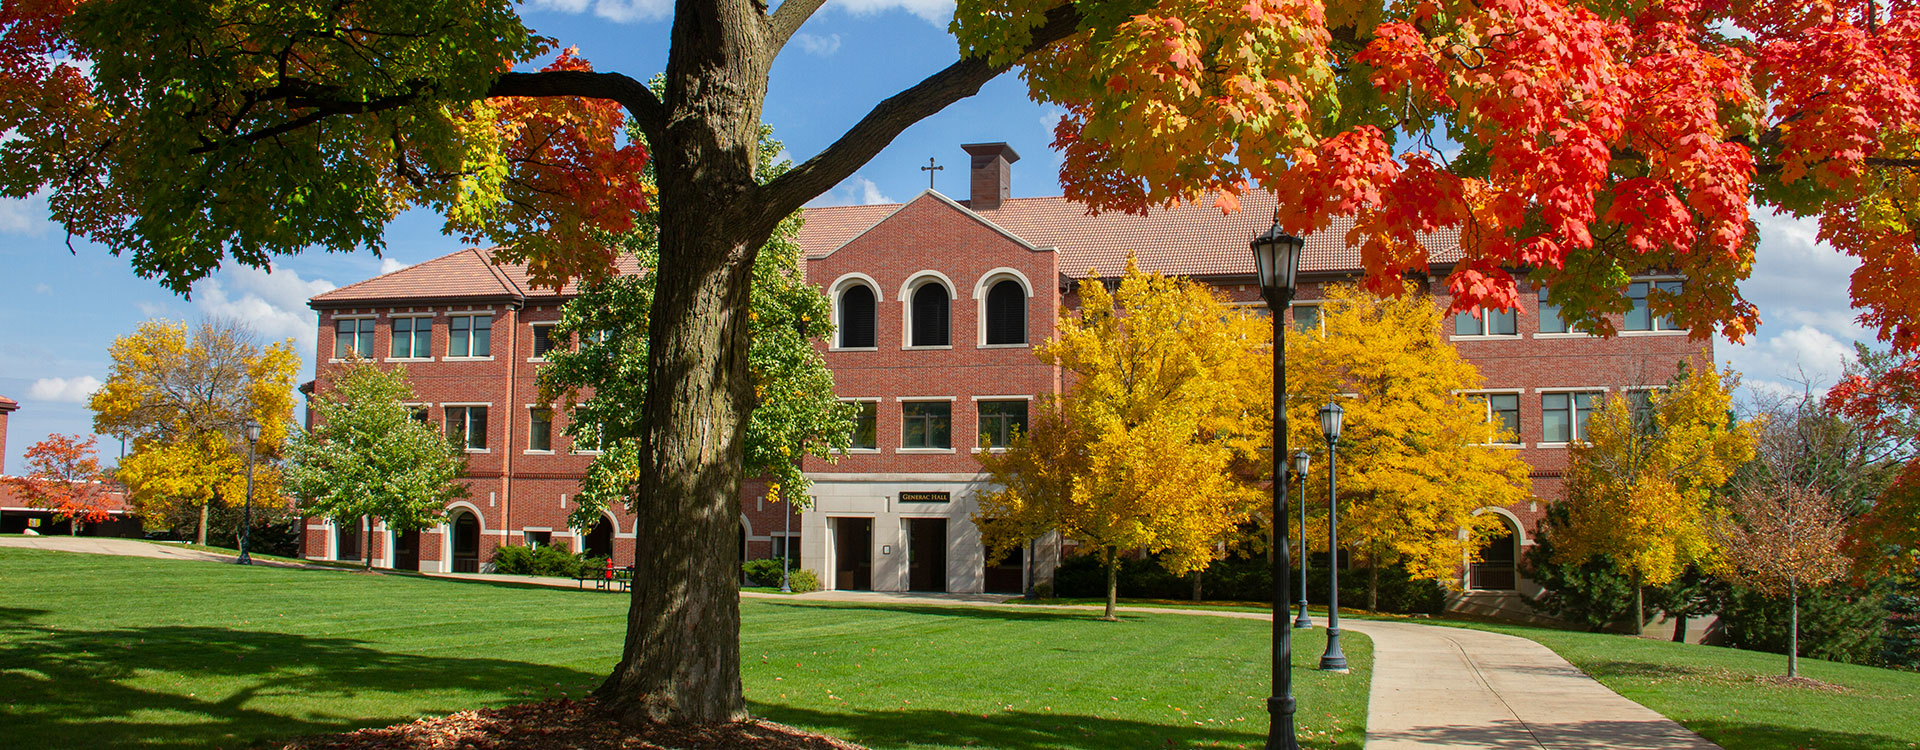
[335,318,374,358]
[978,400,1029,448]
[446,405,489,450]
[1541,392,1600,443]
[1537,288,1570,334]
[902,401,952,450]
[529,408,553,452]
[407,406,429,423]
[390,317,432,358]
[1626,280,1685,332]
[524,530,552,549]
[449,314,493,357]
[531,324,556,358]
[1291,304,1322,332]
[1453,307,1517,336]
[849,401,878,450]
[1468,393,1521,444]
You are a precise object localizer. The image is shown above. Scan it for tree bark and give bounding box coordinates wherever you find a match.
[1190,569,1202,602]
[197,501,209,546]
[1632,573,1645,636]
[1672,615,1688,643]
[1789,583,1801,678]
[1368,557,1380,612]
[1104,548,1120,621]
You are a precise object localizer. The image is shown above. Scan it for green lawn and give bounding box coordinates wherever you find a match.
[0,548,1371,750]
[1440,619,1920,750]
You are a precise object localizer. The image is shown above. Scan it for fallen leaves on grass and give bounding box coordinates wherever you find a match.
[1758,675,1851,693]
[279,698,869,750]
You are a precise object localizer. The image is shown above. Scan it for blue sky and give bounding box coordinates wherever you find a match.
[0,0,1868,472]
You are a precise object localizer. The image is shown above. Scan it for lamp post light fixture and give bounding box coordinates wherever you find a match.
[1291,450,1313,629]
[239,419,260,566]
[1317,401,1349,672]
[1251,213,1306,750]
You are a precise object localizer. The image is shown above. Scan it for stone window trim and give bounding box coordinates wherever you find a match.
[1449,305,1521,339]
[1535,387,1609,446]
[525,404,555,454]
[330,315,378,361]
[446,313,494,359]
[386,314,437,361]
[829,273,882,351]
[838,397,882,453]
[898,397,956,452]
[897,271,957,350]
[443,402,492,453]
[972,268,1034,348]
[1459,389,1525,448]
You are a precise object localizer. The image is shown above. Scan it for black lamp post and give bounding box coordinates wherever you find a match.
[780,494,793,593]
[1317,402,1348,672]
[1251,214,1306,750]
[239,419,260,566]
[1292,450,1313,629]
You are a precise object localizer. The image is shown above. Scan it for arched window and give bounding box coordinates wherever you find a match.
[911,283,950,347]
[984,279,1027,345]
[838,284,877,348]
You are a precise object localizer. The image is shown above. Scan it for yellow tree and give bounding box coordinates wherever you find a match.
[1557,364,1757,631]
[1288,283,1534,608]
[976,261,1265,620]
[90,319,298,545]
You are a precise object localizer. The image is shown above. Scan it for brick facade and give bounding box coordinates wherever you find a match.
[301,142,1710,598]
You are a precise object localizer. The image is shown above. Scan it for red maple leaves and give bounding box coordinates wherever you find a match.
[3,434,114,529]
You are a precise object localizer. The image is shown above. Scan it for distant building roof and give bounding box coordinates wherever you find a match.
[0,481,134,515]
[310,249,645,309]
[796,190,1464,280]
[0,395,16,413]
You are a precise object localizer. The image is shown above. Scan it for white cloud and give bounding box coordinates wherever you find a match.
[136,301,173,318]
[0,193,49,236]
[795,32,842,56]
[33,283,50,295]
[29,376,102,404]
[806,175,896,208]
[1719,206,1865,398]
[522,0,671,22]
[832,0,953,25]
[379,257,412,275]
[191,264,338,354]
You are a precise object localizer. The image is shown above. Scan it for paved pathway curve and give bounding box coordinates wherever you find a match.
[6,539,1722,749]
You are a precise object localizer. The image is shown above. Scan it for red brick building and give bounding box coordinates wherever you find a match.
[300,142,1709,603]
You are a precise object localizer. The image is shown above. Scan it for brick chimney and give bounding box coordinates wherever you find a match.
[0,395,16,475]
[962,142,1020,211]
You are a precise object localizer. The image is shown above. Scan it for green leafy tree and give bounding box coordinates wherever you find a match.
[284,363,467,568]
[537,128,853,533]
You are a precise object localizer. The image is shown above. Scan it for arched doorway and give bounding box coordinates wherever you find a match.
[449,510,480,573]
[1471,518,1519,591]
[583,516,614,561]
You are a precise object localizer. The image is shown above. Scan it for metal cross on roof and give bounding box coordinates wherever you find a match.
[920,157,943,189]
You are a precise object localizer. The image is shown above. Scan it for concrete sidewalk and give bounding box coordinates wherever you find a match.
[1350,619,1719,749]
[0,535,325,568]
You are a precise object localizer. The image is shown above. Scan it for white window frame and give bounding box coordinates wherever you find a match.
[839,398,882,454]
[1623,277,1687,335]
[446,313,495,359]
[898,272,957,350]
[443,402,493,453]
[528,322,560,362]
[898,396,957,453]
[1461,389,1524,447]
[830,273,882,352]
[1289,302,1325,334]
[1449,306,1521,339]
[1531,286,1591,339]
[973,268,1034,349]
[386,314,436,361]
[330,315,378,362]
[526,404,555,454]
[1536,387,1607,446]
[972,395,1033,453]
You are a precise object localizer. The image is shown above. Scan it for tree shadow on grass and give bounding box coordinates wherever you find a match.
[1684,719,1919,750]
[755,703,1277,750]
[0,609,600,749]
[755,601,1134,623]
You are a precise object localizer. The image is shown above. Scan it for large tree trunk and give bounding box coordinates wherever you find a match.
[1104,548,1120,621]
[196,501,209,546]
[1632,573,1645,637]
[1368,559,1380,611]
[594,9,776,722]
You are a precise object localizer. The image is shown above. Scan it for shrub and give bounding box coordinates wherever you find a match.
[491,544,536,575]
[787,568,821,593]
[491,542,602,578]
[742,558,787,587]
[1048,551,1441,614]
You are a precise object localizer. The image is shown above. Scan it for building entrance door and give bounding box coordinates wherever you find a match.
[833,517,872,590]
[983,543,1026,594]
[584,518,614,560]
[907,518,947,592]
[393,529,420,571]
[450,511,480,573]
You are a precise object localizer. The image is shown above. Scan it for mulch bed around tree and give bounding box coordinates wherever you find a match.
[279,699,869,750]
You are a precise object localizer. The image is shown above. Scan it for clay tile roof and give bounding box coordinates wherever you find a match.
[310,248,647,308]
[0,395,16,413]
[798,190,1464,279]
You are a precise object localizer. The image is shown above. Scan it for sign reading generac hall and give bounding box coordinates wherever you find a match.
[899,491,950,503]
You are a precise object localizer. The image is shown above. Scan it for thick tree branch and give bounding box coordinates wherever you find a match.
[490,70,666,146]
[766,0,829,52]
[755,3,1085,220]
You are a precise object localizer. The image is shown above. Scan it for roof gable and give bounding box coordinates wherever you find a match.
[810,190,1052,262]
